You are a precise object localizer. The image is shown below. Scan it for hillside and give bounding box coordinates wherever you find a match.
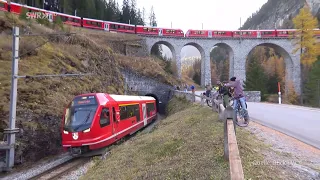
[80,97,309,179]
[0,11,182,166]
[241,0,320,29]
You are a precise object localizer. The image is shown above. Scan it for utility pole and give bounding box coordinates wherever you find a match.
[1,27,88,172]
[300,20,304,105]
[4,26,20,171]
[240,17,242,43]
[171,22,172,28]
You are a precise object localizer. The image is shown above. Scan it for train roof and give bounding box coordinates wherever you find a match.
[82,17,104,22]
[109,94,155,101]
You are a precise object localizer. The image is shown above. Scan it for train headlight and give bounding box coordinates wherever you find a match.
[63,130,69,134]
[83,128,91,133]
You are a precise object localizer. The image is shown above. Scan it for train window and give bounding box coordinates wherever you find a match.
[262,31,273,35]
[146,103,155,117]
[112,107,117,122]
[110,24,116,29]
[60,16,67,22]
[0,3,5,8]
[120,104,139,120]
[100,108,110,127]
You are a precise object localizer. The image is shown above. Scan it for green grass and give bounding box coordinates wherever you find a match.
[81,97,295,180]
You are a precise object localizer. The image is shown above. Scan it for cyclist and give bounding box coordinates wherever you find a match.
[217,81,232,108]
[224,77,249,121]
[205,84,212,98]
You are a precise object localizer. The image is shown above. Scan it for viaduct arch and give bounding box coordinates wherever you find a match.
[143,36,301,94]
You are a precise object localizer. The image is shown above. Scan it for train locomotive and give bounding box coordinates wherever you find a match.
[61,93,157,155]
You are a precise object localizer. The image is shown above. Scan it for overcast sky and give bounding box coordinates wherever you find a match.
[132,0,268,32]
[118,0,268,58]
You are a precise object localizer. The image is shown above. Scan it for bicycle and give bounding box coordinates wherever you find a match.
[231,97,249,127]
[204,91,213,107]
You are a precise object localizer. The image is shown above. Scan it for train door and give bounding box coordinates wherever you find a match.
[104,22,109,31]
[142,103,147,126]
[47,13,53,23]
[257,31,261,38]
[112,107,118,135]
[99,107,113,134]
[208,31,212,38]
[186,31,190,37]
[158,29,163,36]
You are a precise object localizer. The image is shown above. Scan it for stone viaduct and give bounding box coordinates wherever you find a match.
[141,36,302,94]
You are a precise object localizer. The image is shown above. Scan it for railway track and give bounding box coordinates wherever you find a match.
[29,157,91,180]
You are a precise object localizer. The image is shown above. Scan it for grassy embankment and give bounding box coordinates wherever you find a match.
[0,11,184,165]
[81,97,292,179]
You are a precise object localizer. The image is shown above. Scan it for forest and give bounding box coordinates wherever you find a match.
[9,0,157,26]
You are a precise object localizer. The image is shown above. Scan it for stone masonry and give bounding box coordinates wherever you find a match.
[121,69,175,114]
[141,36,301,95]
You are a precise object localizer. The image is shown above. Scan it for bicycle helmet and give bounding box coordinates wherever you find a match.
[230,77,236,81]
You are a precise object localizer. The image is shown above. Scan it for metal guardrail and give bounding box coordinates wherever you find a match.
[173,91,244,180]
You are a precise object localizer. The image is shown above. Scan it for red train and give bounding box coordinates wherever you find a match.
[0,0,319,39]
[185,29,302,38]
[61,93,157,154]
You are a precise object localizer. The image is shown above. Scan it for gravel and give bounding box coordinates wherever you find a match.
[246,121,320,179]
[1,153,73,180]
[59,160,94,180]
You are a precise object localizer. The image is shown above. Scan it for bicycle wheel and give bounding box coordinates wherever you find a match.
[206,95,212,107]
[234,104,249,127]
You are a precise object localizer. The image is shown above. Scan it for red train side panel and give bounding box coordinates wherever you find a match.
[61,93,157,153]
[185,29,208,38]
[82,18,104,30]
[276,29,296,37]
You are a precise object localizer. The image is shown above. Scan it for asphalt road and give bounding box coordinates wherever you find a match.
[193,91,320,149]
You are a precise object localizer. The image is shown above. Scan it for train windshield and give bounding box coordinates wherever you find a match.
[63,95,98,132]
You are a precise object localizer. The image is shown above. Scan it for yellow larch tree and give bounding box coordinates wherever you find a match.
[292,5,319,66]
[292,5,319,104]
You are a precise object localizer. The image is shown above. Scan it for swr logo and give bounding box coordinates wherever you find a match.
[26,12,54,19]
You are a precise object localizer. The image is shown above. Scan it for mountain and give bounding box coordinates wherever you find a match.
[241,0,320,30]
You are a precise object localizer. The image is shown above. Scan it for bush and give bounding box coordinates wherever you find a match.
[283,81,299,104]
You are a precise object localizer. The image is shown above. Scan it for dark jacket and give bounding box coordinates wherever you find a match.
[218,85,229,96]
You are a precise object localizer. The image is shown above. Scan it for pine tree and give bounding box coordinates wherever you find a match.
[149,6,157,27]
[245,57,268,100]
[304,57,320,107]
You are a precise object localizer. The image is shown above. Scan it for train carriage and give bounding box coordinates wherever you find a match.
[0,0,8,12]
[276,29,296,37]
[50,12,81,27]
[136,26,184,37]
[106,21,136,33]
[135,25,159,35]
[82,17,104,30]
[185,29,208,38]
[161,28,184,37]
[233,30,258,38]
[61,93,157,154]
[212,30,233,37]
